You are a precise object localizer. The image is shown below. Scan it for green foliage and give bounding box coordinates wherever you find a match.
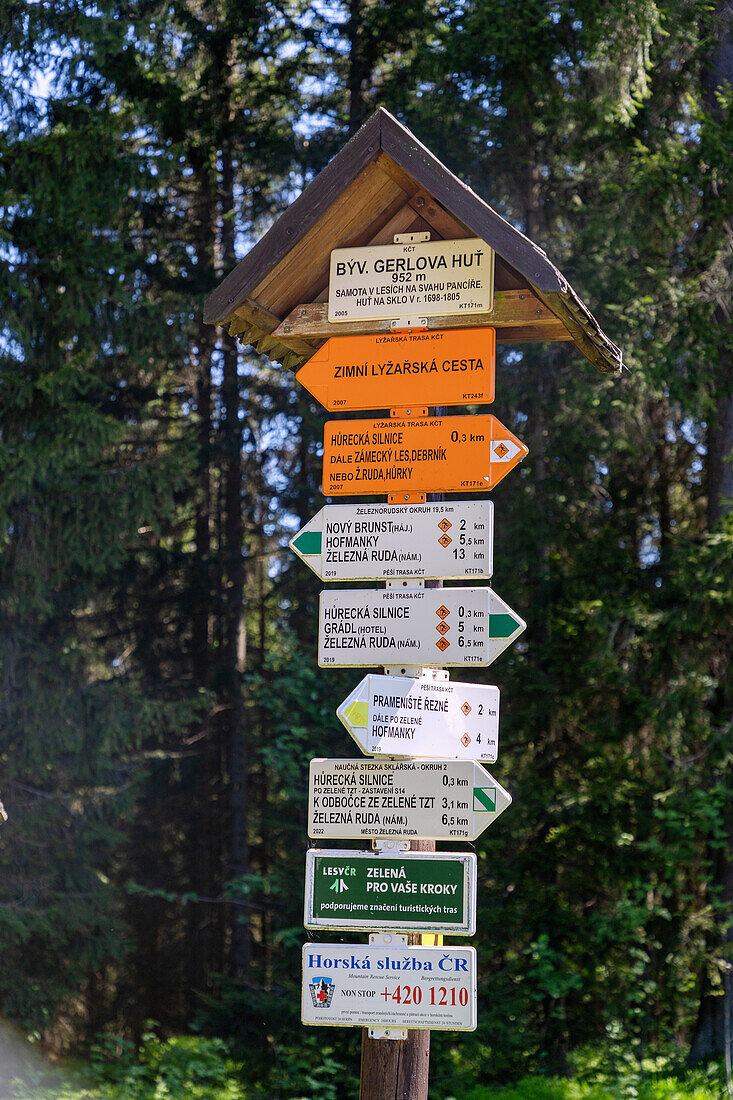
[7,1033,246,1099]
[2,0,732,1080]
[87,1033,246,1099]
[5,1044,725,1100]
[455,1071,724,1100]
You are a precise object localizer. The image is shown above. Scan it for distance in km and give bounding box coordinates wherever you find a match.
[290,500,494,582]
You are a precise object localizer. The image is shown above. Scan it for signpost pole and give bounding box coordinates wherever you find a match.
[358,420,444,1100]
[357,811,435,1097]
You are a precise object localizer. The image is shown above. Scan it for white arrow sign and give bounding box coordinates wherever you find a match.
[308,758,511,841]
[318,586,525,669]
[337,671,500,761]
[290,500,493,582]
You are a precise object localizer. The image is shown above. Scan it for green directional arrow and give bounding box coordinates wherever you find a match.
[488,613,521,639]
[292,530,322,556]
[473,786,497,812]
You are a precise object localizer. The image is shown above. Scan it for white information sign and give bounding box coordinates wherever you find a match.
[302,943,477,1031]
[290,500,493,582]
[337,672,500,761]
[307,758,511,841]
[318,586,525,669]
[328,238,494,323]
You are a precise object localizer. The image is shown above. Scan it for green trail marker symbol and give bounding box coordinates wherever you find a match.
[473,787,497,812]
[308,758,511,842]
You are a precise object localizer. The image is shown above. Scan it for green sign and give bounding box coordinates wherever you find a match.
[304,850,476,934]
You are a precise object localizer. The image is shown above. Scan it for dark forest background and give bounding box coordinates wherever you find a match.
[1,0,732,1095]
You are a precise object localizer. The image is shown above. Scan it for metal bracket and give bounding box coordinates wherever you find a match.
[389,316,427,331]
[419,666,450,682]
[370,932,407,945]
[394,232,430,244]
[367,932,409,1040]
[372,838,410,852]
[382,661,450,680]
[387,492,426,503]
[390,406,428,418]
[368,1026,409,1040]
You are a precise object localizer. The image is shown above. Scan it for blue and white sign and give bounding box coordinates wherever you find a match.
[301,943,477,1030]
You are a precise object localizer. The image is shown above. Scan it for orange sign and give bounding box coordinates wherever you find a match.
[322,414,527,497]
[297,328,495,411]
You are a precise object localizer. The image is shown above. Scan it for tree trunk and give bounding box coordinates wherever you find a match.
[219,143,249,978]
[707,391,733,529]
[688,0,733,1064]
[347,0,368,134]
[188,176,219,997]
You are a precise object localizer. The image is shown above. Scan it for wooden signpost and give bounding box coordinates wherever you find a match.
[205,105,620,1100]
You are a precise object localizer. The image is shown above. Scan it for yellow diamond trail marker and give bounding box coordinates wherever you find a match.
[307,758,511,842]
[302,943,478,1031]
[318,587,525,669]
[290,500,493,582]
[337,672,500,761]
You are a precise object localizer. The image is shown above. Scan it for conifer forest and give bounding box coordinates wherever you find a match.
[1,1,732,1097]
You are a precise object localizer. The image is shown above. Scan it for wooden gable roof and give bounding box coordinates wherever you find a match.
[204,108,622,375]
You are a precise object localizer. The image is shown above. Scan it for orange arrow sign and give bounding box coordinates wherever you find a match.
[322,414,527,497]
[297,328,495,411]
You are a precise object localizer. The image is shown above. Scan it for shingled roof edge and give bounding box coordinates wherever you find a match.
[203,107,622,374]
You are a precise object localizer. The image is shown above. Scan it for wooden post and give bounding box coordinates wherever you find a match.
[358,839,434,1100]
[359,466,444,1100]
